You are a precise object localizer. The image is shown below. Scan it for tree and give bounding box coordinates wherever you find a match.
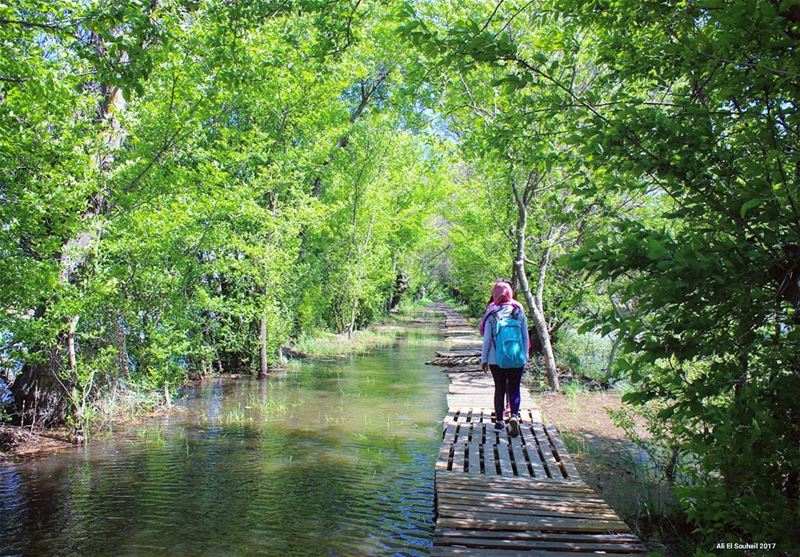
[1,0,457,437]
[398,1,607,390]
[399,0,800,547]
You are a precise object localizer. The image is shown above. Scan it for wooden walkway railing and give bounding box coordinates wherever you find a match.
[426,303,646,556]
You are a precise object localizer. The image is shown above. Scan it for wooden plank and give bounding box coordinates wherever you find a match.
[522,423,549,478]
[482,444,497,475]
[509,435,531,477]
[470,422,482,445]
[443,422,456,444]
[435,472,591,492]
[523,443,548,479]
[437,488,613,507]
[447,402,493,411]
[468,440,481,474]
[434,528,643,545]
[441,366,482,373]
[439,423,456,471]
[449,387,494,394]
[435,482,591,498]
[544,423,581,480]
[436,443,452,471]
[435,473,592,489]
[432,536,646,553]
[436,483,605,500]
[431,546,630,557]
[436,486,592,501]
[437,502,627,525]
[437,487,612,506]
[454,423,466,444]
[435,351,481,357]
[452,441,466,472]
[495,439,514,477]
[436,491,615,510]
[533,422,563,478]
[437,502,621,521]
[436,513,631,533]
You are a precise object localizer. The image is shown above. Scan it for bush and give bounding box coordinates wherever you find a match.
[554,328,613,382]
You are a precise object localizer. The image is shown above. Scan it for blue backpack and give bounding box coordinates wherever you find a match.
[493,307,526,368]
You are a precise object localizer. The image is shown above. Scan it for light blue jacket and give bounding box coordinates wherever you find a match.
[480,304,529,368]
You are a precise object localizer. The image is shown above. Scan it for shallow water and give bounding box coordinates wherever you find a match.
[0,330,447,557]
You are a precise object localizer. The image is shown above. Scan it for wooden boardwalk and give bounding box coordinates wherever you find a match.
[427,303,646,556]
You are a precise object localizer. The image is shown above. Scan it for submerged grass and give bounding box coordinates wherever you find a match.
[76,385,175,441]
[247,392,292,416]
[135,426,167,447]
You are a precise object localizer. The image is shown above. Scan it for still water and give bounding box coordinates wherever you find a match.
[0,330,447,556]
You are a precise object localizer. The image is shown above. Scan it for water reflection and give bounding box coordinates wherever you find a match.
[1,332,447,556]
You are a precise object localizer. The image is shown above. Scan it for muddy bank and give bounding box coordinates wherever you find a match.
[0,425,73,463]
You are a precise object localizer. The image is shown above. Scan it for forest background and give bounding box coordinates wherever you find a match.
[1,0,798,553]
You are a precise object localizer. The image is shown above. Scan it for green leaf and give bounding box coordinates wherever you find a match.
[646,237,668,260]
[739,198,762,218]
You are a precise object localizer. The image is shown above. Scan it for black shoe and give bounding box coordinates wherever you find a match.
[494,422,504,431]
[508,415,520,437]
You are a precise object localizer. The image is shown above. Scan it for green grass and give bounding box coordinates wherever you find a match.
[221,405,246,425]
[75,385,170,440]
[287,299,443,360]
[291,328,399,359]
[247,392,292,416]
[562,381,589,413]
[559,429,588,456]
[135,426,166,446]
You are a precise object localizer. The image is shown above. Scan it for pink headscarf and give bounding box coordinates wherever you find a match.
[492,282,514,305]
[478,281,524,335]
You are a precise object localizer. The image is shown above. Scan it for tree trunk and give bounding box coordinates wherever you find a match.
[347,297,357,339]
[605,333,623,377]
[67,316,79,374]
[14,58,129,426]
[259,315,269,379]
[12,357,70,428]
[511,179,559,391]
[11,305,69,427]
[535,247,550,315]
[517,259,560,391]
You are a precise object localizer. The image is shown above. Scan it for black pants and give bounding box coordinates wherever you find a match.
[489,365,523,421]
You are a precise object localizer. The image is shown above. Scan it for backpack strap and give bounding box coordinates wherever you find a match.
[488,309,500,351]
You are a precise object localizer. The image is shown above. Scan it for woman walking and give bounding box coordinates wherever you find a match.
[479,281,529,437]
